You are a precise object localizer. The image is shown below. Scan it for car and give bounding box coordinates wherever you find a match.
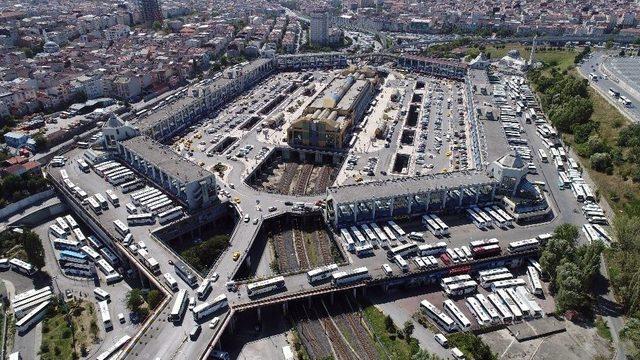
[209,316,220,329]
[229,183,235,189]
[232,252,241,261]
[188,296,196,311]
[190,325,202,341]
[284,201,293,206]
[234,197,241,204]
[65,289,73,300]
[168,259,173,265]
[434,333,448,348]
[244,214,250,223]
[118,313,126,324]
[268,206,277,212]
[211,272,219,282]
[253,218,258,225]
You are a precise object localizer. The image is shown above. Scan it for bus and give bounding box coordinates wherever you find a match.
[148,200,173,215]
[516,286,543,318]
[158,207,183,225]
[169,289,188,322]
[429,214,449,235]
[64,215,79,230]
[174,261,198,287]
[387,220,406,237]
[95,193,109,210]
[340,228,355,252]
[110,172,136,186]
[422,215,443,236]
[480,272,514,288]
[113,219,130,237]
[538,149,548,163]
[60,169,69,179]
[471,242,502,259]
[507,238,540,253]
[247,276,286,297]
[360,224,378,245]
[475,294,501,324]
[496,289,522,321]
[471,207,493,227]
[369,223,389,247]
[143,257,160,275]
[386,242,418,260]
[10,258,35,276]
[441,274,472,288]
[394,255,409,272]
[484,208,508,229]
[196,279,213,300]
[49,224,67,239]
[88,197,102,215]
[126,203,138,214]
[506,287,531,318]
[490,278,527,291]
[332,267,370,286]
[55,217,71,234]
[469,238,499,249]
[620,95,632,107]
[465,208,487,229]
[96,335,132,360]
[420,299,456,332]
[16,301,50,334]
[307,264,339,284]
[99,300,112,329]
[355,243,374,257]
[163,273,179,291]
[121,179,143,193]
[465,297,491,325]
[444,280,478,297]
[490,206,514,226]
[105,273,122,284]
[127,213,155,226]
[53,238,80,251]
[443,300,471,331]
[77,158,90,172]
[382,225,397,243]
[487,293,514,323]
[349,226,367,245]
[609,88,620,98]
[105,190,119,207]
[73,228,86,243]
[417,242,447,256]
[527,266,543,296]
[81,245,101,261]
[478,267,510,278]
[96,259,114,275]
[93,288,110,301]
[193,294,228,322]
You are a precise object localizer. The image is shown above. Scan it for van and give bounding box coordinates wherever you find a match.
[118,313,126,324]
[189,325,202,340]
[382,263,393,276]
[451,347,465,359]
[226,281,237,291]
[434,333,448,348]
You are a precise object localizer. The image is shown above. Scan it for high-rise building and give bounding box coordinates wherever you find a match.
[310,12,329,46]
[139,0,162,25]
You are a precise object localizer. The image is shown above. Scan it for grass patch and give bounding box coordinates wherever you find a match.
[478,43,577,71]
[595,316,613,342]
[177,234,230,274]
[448,332,497,360]
[40,299,97,360]
[362,305,419,359]
[303,231,319,268]
[0,304,5,354]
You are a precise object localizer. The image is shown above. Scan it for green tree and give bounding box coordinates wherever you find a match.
[152,20,162,31]
[403,320,414,340]
[555,262,588,312]
[412,349,441,360]
[22,230,45,270]
[126,289,144,312]
[146,289,162,310]
[620,317,640,358]
[384,315,395,333]
[590,152,613,173]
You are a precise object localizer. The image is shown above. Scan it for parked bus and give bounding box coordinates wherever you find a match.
[359,224,378,246]
[16,301,50,334]
[96,259,114,275]
[369,223,388,246]
[121,179,143,193]
[471,207,493,227]
[331,267,370,286]
[94,288,110,301]
[507,238,540,253]
[475,294,501,324]
[143,257,160,275]
[72,228,86,243]
[387,220,406,237]
[491,278,527,291]
[443,300,471,331]
[307,264,339,284]
[64,215,78,230]
[609,88,620,97]
[465,297,491,325]
[196,279,213,300]
[49,224,67,239]
[394,255,409,272]
[386,242,418,260]
[355,243,374,256]
[420,299,456,332]
[88,197,102,214]
[168,289,188,322]
[506,287,532,318]
[429,214,449,235]
[55,217,71,234]
[77,158,90,172]
[480,272,514,288]
[105,190,119,207]
[113,219,130,237]
[484,208,508,229]
[382,225,397,243]
[96,336,132,360]
[158,207,183,225]
[417,242,447,256]
[174,261,198,287]
[422,215,443,236]
[94,193,109,210]
[349,226,367,245]
[465,208,487,229]
[81,245,101,261]
[487,293,514,323]
[10,258,35,276]
[340,228,355,252]
[490,206,514,226]
[53,238,80,251]
[444,280,478,297]
[98,300,112,329]
[99,247,118,265]
[527,266,543,296]
[247,276,286,298]
[193,294,228,322]
[127,213,155,226]
[538,149,548,163]
[516,286,543,318]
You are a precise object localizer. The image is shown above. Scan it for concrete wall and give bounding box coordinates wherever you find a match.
[0,189,56,222]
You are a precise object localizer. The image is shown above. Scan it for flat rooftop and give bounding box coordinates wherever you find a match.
[327,170,496,204]
[120,136,213,183]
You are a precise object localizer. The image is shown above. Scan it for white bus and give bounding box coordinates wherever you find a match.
[475,294,501,324]
[53,238,80,251]
[158,207,183,225]
[77,158,90,172]
[465,297,491,325]
[516,286,543,318]
[441,274,472,288]
[96,259,114,275]
[105,190,119,207]
[196,279,213,300]
[60,169,69,179]
[387,220,406,237]
[127,213,155,226]
[16,301,50,334]
[355,243,374,257]
[247,276,286,298]
[506,287,532,318]
[386,242,418,260]
[307,264,339,284]
[144,257,160,275]
[95,193,109,210]
[490,206,514,226]
[370,223,389,246]
[340,228,356,252]
[81,245,101,261]
[480,272,514,288]
[491,278,527,291]
[382,225,397,243]
[121,179,143,193]
[94,288,110,301]
[527,266,543,296]
[113,219,130,237]
[484,208,508,229]
[443,299,471,331]
[538,149,548,163]
[420,299,456,332]
[349,226,367,245]
[96,335,132,360]
[332,267,370,286]
[471,207,493,227]
[64,215,79,229]
[148,200,173,215]
[163,273,179,291]
[507,238,540,253]
[487,293,513,323]
[72,228,86,243]
[88,197,102,214]
[49,224,67,239]
[169,289,188,322]
[417,242,447,256]
[477,267,510,278]
[10,258,35,276]
[394,254,409,272]
[99,300,112,329]
[360,224,378,245]
[422,215,443,236]
[429,214,449,235]
[465,208,487,229]
[444,280,478,297]
[193,294,228,322]
[55,217,71,234]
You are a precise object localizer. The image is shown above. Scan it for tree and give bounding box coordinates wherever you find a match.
[590,152,613,173]
[32,133,48,152]
[403,320,414,340]
[146,290,162,310]
[126,289,144,312]
[540,224,578,285]
[152,21,162,31]
[620,317,640,358]
[412,349,441,360]
[555,262,588,312]
[22,230,45,270]
[384,315,395,333]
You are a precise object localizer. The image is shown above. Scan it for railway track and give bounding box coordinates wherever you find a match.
[293,163,314,195]
[313,166,332,193]
[327,300,376,360]
[271,220,298,273]
[316,306,356,360]
[300,303,333,359]
[314,228,333,265]
[291,304,329,359]
[292,219,310,269]
[277,163,298,194]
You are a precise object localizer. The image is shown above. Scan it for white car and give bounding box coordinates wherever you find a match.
[434,333,448,348]
[244,215,250,223]
[188,296,196,311]
[209,316,220,329]
[210,272,219,282]
[118,313,126,324]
